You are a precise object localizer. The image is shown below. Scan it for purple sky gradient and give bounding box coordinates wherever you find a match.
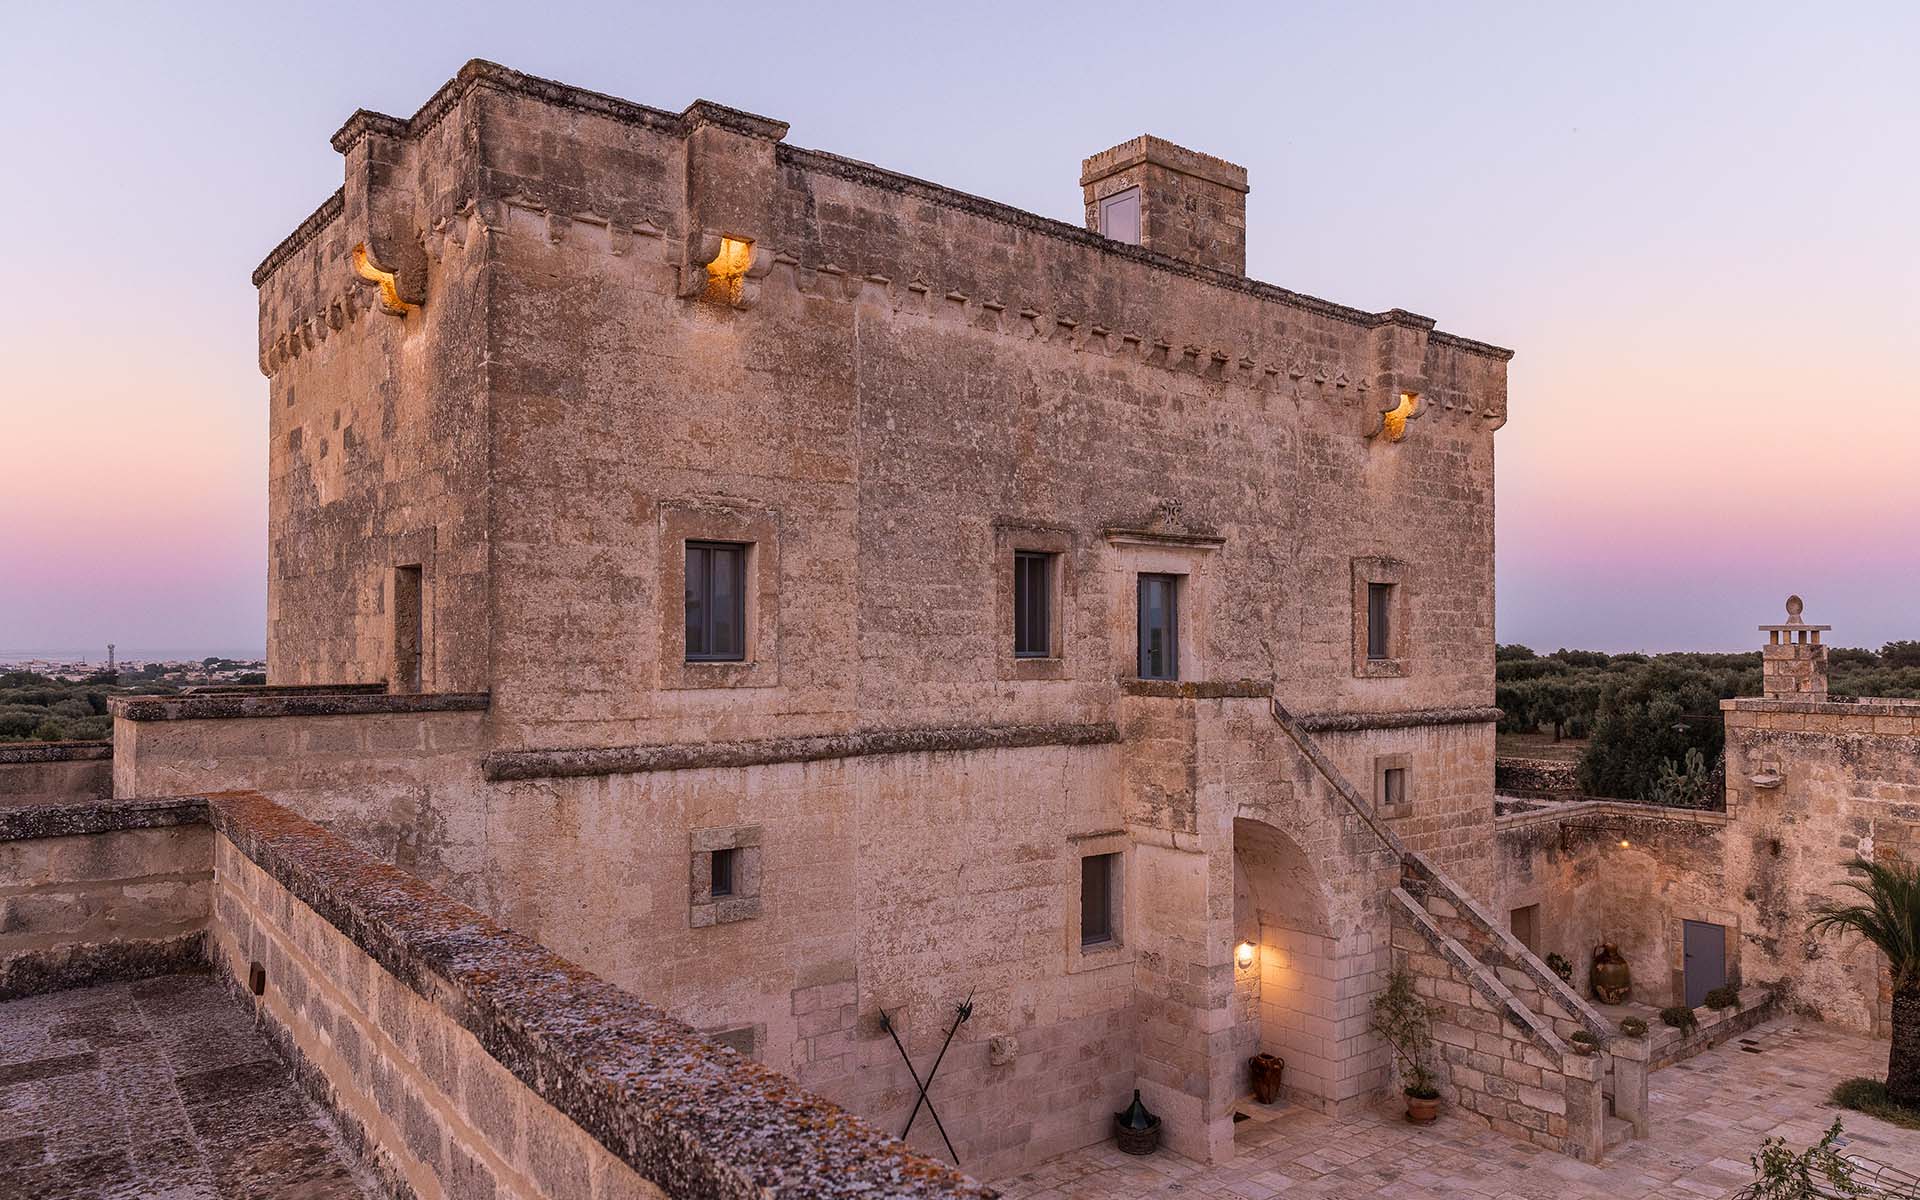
[3,1,1915,657]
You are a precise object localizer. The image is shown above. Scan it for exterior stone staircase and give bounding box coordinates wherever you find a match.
[1268,697,1649,1161]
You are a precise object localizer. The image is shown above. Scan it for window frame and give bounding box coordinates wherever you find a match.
[1373,753,1413,819]
[710,846,738,898]
[691,826,762,928]
[1080,851,1117,946]
[1136,573,1180,681]
[685,540,749,663]
[1098,186,1142,246]
[1013,550,1054,659]
[1351,557,1411,678]
[1366,582,1393,661]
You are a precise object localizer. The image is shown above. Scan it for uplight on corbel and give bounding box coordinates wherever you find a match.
[1377,392,1419,442]
[351,244,414,317]
[1235,942,1257,970]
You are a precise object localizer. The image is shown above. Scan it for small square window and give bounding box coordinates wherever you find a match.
[1366,582,1393,661]
[1098,187,1141,246]
[1137,574,1179,680]
[1374,755,1412,818]
[1081,852,1117,946]
[686,541,748,662]
[711,847,738,897]
[1014,551,1053,658]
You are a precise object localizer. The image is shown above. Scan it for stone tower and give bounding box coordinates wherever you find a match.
[1758,595,1829,698]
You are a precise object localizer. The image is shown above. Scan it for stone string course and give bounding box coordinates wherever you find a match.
[109,691,490,722]
[482,720,1119,781]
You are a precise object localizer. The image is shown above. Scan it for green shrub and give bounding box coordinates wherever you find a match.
[1704,985,1742,1011]
[1829,1078,1920,1131]
[1545,953,1573,984]
[1660,1005,1699,1033]
[1618,1017,1648,1037]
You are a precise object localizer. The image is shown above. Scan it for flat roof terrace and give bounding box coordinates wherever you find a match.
[0,972,371,1198]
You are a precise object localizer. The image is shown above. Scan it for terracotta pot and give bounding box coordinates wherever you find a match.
[1405,1091,1440,1124]
[1249,1053,1287,1104]
[1590,944,1632,1005]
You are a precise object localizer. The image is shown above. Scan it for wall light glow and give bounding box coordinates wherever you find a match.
[1235,941,1257,969]
[1380,392,1419,442]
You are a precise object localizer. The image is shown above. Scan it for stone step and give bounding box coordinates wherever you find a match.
[1604,1115,1634,1150]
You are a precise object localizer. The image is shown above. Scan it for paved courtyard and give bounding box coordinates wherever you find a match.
[0,973,372,1200]
[998,1018,1920,1199]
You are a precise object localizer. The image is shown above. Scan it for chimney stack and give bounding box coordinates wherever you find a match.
[1759,595,1829,699]
[1081,136,1249,275]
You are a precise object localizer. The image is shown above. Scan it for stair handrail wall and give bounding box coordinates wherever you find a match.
[1267,694,1615,1043]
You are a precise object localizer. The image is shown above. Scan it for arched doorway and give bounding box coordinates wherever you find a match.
[1231,818,1337,1111]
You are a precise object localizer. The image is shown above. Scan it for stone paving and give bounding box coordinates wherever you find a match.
[0,973,372,1200]
[997,1017,1920,1199]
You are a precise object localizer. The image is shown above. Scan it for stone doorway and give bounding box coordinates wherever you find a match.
[1230,818,1337,1112]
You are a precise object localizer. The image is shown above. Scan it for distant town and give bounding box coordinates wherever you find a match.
[0,651,267,742]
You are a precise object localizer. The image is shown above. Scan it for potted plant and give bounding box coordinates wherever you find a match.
[1568,1029,1601,1056]
[1249,1052,1287,1104]
[1370,969,1442,1123]
[1618,1016,1648,1038]
[1661,1004,1699,1035]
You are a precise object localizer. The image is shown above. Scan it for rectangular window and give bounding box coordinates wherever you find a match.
[1081,852,1117,946]
[1383,766,1406,809]
[711,847,738,898]
[1137,574,1179,680]
[392,564,423,694]
[686,541,747,662]
[1014,551,1053,658]
[1098,187,1142,246]
[1366,582,1392,660]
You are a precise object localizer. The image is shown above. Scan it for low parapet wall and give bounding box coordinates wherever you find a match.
[0,796,210,997]
[109,690,491,881]
[0,739,115,804]
[0,793,992,1199]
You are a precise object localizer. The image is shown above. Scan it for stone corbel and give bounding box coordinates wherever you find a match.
[1366,308,1435,441]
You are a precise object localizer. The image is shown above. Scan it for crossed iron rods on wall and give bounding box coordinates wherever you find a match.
[878,990,974,1165]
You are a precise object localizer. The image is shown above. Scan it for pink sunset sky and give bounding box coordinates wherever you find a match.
[3,2,1914,656]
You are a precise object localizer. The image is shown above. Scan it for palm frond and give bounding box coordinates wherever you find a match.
[1808,856,1920,988]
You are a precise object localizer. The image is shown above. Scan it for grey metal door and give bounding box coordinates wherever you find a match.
[1683,920,1726,1008]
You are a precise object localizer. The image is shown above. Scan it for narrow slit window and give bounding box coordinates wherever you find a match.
[686,541,748,662]
[711,847,738,898]
[1098,187,1142,246]
[393,564,423,693]
[1081,852,1117,946]
[1366,582,1393,661]
[1014,551,1053,658]
[1383,766,1406,809]
[1137,573,1179,680]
